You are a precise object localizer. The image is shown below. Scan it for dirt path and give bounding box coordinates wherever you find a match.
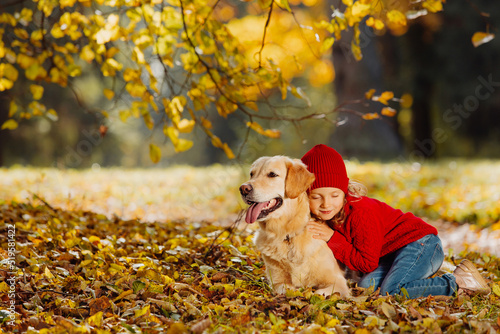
[431,220,500,256]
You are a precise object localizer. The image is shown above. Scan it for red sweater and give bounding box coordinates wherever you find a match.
[327,195,438,273]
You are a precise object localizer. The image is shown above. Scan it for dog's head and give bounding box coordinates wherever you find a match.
[240,156,315,224]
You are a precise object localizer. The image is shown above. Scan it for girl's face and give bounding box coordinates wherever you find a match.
[308,187,345,221]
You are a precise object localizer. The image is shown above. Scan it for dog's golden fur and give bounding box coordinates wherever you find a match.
[240,156,350,297]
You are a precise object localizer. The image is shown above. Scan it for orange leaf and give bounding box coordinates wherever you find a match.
[381,107,396,117]
[471,32,495,48]
[365,89,376,100]
[362,113,380,120]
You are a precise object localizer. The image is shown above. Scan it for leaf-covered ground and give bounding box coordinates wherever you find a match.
[0,162,500,333]
[1,201,499,333]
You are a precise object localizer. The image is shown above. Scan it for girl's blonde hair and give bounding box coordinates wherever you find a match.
[328,180,367,226]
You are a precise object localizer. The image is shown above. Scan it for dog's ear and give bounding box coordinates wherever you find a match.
[285,159,315,199]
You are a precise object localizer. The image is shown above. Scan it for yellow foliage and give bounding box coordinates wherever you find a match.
[366,17,384,30]
[0,0,460,162]
[387,9,406,28]
[423,0,444,13]
[1,119,18,130]
[30,84,44,100]
[149,143,161,164]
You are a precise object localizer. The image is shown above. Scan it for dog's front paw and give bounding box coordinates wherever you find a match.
[314,287,333,297]
[273,284,294,295]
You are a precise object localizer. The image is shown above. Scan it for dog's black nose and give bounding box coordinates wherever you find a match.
[239,184,252,196]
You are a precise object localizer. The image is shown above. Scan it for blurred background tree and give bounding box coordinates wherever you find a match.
[0,0,497,168]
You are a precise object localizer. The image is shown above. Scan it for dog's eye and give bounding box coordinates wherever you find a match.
[268,172,278,178]
[250,172,254,178]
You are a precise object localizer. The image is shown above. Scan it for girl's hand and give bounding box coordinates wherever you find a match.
[307,220,334,242]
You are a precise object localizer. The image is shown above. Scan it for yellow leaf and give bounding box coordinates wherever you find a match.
[44,266,54,279]
[135,305,150,317]
[211,135,223,148]
[25,64,48,81]
[119,110,131,123]
[351,41,362,61]
[68,64,82,77]
[0,281,9,292]
[123,68,140,82]
[326,318,340,327]
[114,290,133,302]
[386,10,407,27]
[381,107,396,117]
[30,84,44,100]
[80,45,95,63]
[9,101,18,117]
[0,78,13,91]
[365,88,376,100]
[264,129,281,138]
[164,125,179,144]
[176,119,195,133]
[222,143,235,159]
[17,54,36,69]
[351,2,371,17]
[103,88,114,100]
[471,32,495,48]
[380,91,394,101]
[1,63,19,82]
[490,283,500,296]
[321,37,335,53]
[60,0,77,8]
[87,311,103,327]
[174,138,193,153]
[366,17,384,30]
[51,25,65,38]
[149,143,161,163]
[171,96,186,115]
[31,29,44,40]
[1,119,18,130]
[400,93,413,108]
[88,235,101,245]
[200,117,212,129]
[126,81,147,98]
[422,0,443,13]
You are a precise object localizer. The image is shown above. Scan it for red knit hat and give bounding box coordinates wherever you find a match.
[301,144,349,193]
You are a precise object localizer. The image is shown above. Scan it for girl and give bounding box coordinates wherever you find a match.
[301,144,490,298]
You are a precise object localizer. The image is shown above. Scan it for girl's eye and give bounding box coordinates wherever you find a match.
[250,172,254,177]
[268,172,278,178]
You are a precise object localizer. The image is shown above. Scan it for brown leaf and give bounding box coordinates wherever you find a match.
[191,318,212,334]
[89,296,112,315]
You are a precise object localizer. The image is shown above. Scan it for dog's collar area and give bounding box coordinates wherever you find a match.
[284,234,292,243]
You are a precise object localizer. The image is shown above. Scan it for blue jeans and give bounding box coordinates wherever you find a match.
[358,234,458,298]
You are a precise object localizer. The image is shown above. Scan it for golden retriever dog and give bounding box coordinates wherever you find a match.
[240,156,350,297]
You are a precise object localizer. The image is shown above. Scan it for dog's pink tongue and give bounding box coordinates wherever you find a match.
[245,202,268,224]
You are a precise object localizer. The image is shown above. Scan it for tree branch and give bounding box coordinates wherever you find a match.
[257,1,274,69]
